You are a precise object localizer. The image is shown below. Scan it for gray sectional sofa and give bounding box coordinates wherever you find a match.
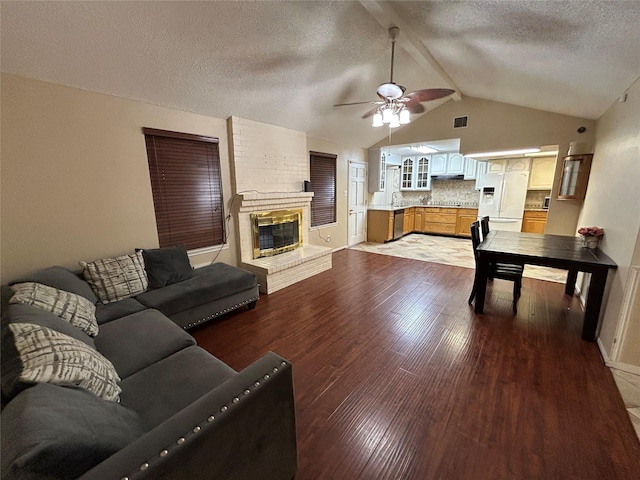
[1,258,297,480]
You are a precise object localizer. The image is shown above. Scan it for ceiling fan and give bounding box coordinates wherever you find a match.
[333,27,455,127]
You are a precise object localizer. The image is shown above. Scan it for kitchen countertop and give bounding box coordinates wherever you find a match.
[369,204,479,211]
[524,208,549,212]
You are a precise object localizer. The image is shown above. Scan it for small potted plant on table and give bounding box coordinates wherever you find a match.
[578,226,604,249]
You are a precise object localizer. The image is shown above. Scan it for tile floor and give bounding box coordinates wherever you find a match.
[349,233,568,283]
[611,368,640,439]
[349,233,640,442]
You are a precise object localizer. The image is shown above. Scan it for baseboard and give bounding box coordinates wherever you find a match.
[333,246,347,253]
[597,337,609,363]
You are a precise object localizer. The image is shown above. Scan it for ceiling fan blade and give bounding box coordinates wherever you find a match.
[333,101,379,107]
[406,102,425,114]
[361,105,381,119]
[404,88,456,103]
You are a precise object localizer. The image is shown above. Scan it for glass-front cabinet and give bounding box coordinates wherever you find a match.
[557,154,593,200]
[415,156,431,189]
[401,157,414,190]
[401,156,431,191]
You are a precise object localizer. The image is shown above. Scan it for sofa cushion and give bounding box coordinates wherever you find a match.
[1,383,146,480]
[95,309,196,379]
[119,346,236,430]
[9,282,99,336]
[139,245,194,289]
[8,265,98,304]
[95,297,147,325]
[135,262,257,316]
[3,323,121,401]
[80,251,148,304]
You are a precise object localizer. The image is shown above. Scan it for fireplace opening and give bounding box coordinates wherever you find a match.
[251,209,302,258]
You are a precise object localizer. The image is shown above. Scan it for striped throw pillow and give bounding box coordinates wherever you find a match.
[8,323,122,401]
[80,251,148,303]
[10,282,99,337]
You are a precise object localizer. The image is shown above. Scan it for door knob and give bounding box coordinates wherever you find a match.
[349,210,354,215]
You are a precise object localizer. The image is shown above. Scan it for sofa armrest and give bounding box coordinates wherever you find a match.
[78,352,297,480]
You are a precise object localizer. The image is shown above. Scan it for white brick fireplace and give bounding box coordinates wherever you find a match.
[229,117,332,294]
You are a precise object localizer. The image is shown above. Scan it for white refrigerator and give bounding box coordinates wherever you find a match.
[477,171,529,232]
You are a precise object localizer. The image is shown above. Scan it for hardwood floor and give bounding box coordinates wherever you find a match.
[192,250,640,479]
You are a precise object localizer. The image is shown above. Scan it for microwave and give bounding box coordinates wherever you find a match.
[543,196,551,209]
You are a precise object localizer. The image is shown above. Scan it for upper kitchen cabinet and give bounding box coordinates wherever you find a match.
[464,157,477,180]
[486,159,506,173]
[401,156,415,190]
[415,156,431,190]
[507,158,531,172]
[430,153,447,175]
[368,148,386,192]
[557,154,593,200]
[528,157,556,190]
[447,153,465,175]
[430,152,465,176]
[401,156,431,191]
[475,161,487,190]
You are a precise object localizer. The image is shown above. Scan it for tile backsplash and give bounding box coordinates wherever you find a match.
[525,190,551,209]
[399,179,479,207]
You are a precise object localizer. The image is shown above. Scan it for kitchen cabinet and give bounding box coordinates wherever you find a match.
[368,148,386,193]
[528,157,556,190]
[401,156,431,190]
[367,210,394,242]
[475,161,487,190]
[446,153,465,175]
[557,154,593,200]
[430,152,465,176]
[403,207,415,234]
[522,210,548,233]
[487,159,507,173]
[507,158,531,172]
[464,157,477,180]
[422,207,457,235]
[456,209,479,237]
[430,153,447,175]
[414,207,424,231]
[401,157,414,190]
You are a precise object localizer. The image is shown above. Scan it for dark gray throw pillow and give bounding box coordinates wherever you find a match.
[0,383,146,480]
[139,245,194,289]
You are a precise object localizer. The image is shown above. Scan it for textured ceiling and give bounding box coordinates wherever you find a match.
[2,1,639,148]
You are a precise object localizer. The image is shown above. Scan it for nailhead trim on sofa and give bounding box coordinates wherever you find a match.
[118,360,288,480]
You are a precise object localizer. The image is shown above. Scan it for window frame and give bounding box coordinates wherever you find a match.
[143,127,225,250]
[309,151,337,228]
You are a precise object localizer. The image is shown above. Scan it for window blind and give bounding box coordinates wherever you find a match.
[309,151,337,227]
[143,128,224,250]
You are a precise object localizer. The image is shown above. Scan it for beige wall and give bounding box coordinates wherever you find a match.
[372,96,596,235]
[306,137,366,249]
[578,77,640,365]
[1,74,238,283]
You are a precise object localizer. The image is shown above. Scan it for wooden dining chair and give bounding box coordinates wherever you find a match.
[468,221,524,312]
[480,216,490,239]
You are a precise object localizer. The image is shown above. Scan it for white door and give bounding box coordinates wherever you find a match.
[348,161,367,246]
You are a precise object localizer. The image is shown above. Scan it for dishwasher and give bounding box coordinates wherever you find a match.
[392,209,404,240]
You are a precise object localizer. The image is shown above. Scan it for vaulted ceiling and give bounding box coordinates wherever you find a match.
[2,1,639,148]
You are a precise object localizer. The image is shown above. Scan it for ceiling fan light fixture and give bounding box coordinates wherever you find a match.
[382,106,394,124]
[389,114,401,128]
[399,107,411,124]
[377,82,404,99]
[372,111,383,127]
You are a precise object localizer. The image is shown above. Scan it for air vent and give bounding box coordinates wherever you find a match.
[453,116,468,128]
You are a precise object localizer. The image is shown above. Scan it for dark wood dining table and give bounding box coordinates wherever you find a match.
[474,230,617,341]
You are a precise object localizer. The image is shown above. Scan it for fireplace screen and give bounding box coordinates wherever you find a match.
[251,209,302,258]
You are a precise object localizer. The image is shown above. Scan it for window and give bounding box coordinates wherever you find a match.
[309,151,337,227]
[143,128,224,250]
